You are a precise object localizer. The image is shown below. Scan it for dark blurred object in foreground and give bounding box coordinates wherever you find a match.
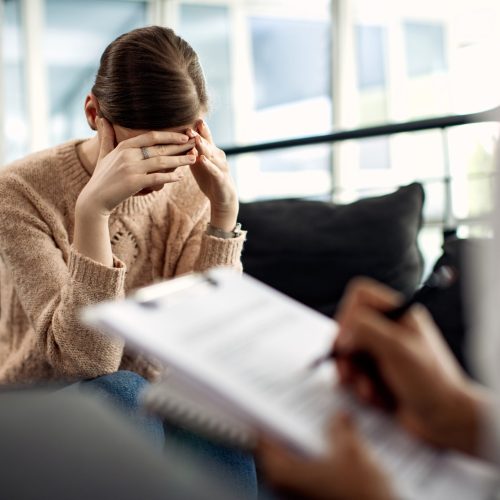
[0,388,235,500]
[418,237,489,377]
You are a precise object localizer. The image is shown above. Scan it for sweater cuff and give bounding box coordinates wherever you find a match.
[68,246,127,293]
[196,231,246,271]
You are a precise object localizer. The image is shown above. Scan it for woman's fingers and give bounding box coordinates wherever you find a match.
[141,170,184,189]
[194,134,212,158]
[140,155,196,173]
[197,155,223,178]
[120,130,190,149]
[193,133,225,166]
[196,119,214,144]
[138,140,196,160]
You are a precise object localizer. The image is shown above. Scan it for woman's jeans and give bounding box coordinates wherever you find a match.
[78,370,257,498]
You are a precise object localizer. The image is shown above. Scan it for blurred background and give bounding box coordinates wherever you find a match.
[2,0,500,274]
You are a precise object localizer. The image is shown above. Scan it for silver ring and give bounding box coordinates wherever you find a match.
[141,146,150,160]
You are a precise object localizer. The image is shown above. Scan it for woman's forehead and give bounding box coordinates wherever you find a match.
[113,119,202,140]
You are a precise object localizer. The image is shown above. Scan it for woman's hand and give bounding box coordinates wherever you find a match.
[258,413,396,500]
[188,120,238,232]
[334,277,489,457]
[77,117,196,217]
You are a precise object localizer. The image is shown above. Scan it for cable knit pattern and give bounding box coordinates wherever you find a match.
[0,139,246,384]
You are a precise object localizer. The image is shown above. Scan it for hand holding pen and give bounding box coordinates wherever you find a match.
[309,265,457,411]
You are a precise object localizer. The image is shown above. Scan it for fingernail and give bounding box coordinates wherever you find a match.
[188,156,196,163]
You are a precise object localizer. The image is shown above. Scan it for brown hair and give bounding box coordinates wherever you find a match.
[92,26,208,130]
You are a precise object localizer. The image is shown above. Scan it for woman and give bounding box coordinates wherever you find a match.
[0,26,255,496]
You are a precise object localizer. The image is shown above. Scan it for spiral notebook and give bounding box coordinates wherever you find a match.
[82,268,498,500]
[142,373,255,449]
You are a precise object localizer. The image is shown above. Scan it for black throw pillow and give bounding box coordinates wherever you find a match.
[239,183,425,317]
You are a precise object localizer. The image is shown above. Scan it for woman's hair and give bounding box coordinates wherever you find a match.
[92,26,208,130]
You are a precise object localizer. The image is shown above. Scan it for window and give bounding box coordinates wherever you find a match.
[336,1,500,272]
[44,0,148,145]
[180,1,333,200]
[179,4,233,145]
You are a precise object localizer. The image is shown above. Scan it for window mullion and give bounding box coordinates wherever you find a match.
[21,0,48,153]
[0,0,4,163]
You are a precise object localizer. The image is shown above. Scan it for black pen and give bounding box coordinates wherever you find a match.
[307,265,457,409]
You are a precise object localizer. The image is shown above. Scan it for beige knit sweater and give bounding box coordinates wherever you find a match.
[0,140,246,384]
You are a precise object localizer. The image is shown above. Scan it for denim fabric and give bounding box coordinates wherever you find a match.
[163,421,257,498]
[80,370,165,444]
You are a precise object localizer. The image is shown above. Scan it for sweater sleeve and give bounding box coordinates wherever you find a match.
[174,206,246,276]
[0,175,127,379]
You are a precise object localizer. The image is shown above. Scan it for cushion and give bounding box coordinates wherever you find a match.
[239,182,425,317]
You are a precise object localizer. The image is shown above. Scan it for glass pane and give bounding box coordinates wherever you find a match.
[3,0,28,163]
[251,17,330,109]
[359,137,390,170]
[333,130,446,210]
[244,5,332,199]
[234,145,332,201]
[404,20,450,119]
[179,4,233,145]
[355,24,388,126]
[404,22,447,77]
[44,0,148,145]
[356,25,386,89]
[178,1,332,200]
[248,14,332,143]
[350,1,500,123]
[447,123,498,222]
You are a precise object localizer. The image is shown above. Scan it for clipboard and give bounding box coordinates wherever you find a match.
[82,267,338,456]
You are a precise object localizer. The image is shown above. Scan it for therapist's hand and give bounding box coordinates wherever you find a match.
[258,413,396,500]
[334,277,488,457]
